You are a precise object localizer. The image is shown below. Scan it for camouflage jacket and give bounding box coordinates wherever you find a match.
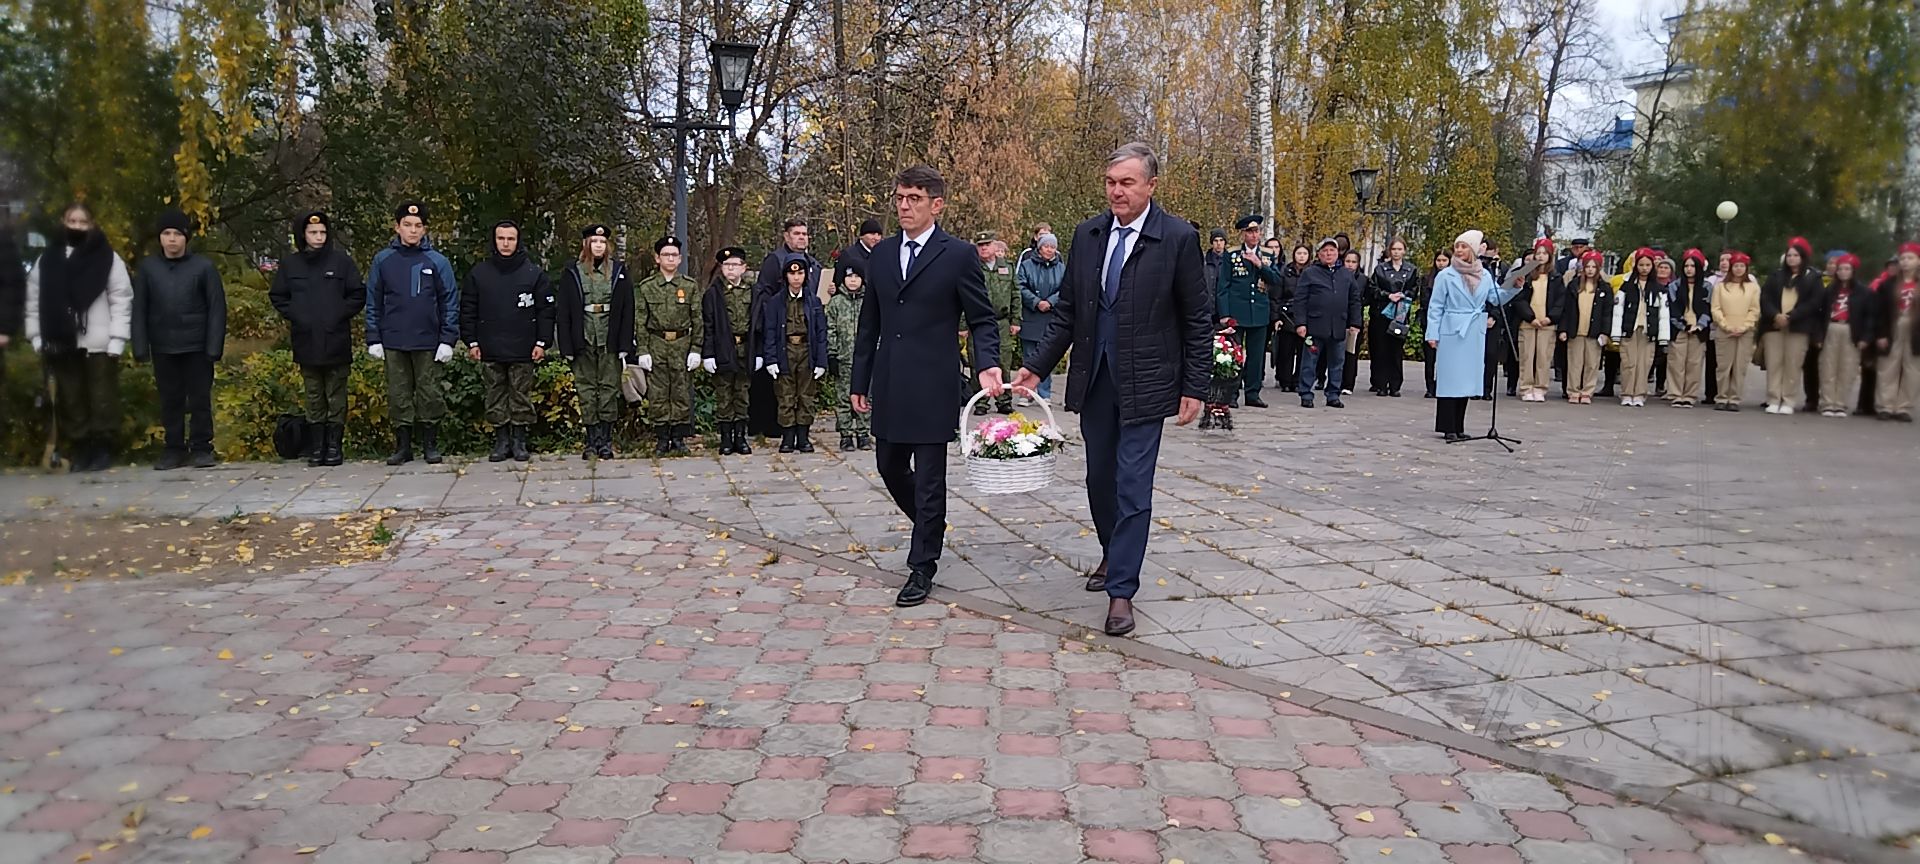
[826,288,863,361]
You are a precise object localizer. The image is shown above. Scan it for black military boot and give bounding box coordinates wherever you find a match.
[794,426,815,453]
[582,423,597,460]
[323,423,345,466]
[840,434,855,452]
[598,423,616,459]
[735,422,753,455]
[856,434,872,451]
[778,427,796,453]
[304,426,324,467]
[654,428,671,456]
[386,426,414,466]
[489,426,512,462]
[674,423,693,455]
[511,425,531,462]
[420,424,443,464]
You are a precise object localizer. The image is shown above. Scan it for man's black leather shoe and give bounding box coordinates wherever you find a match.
[896,569,933,607]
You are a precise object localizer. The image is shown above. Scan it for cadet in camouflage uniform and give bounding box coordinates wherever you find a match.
[758,258,828,453]
[701,246,755,455]
[634,236,703,455]
[554,224,635,461]
[826,260,871,451]
[972,232,1022,414]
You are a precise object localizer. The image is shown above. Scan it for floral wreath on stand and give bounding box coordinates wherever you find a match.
[1201,318,1246,431]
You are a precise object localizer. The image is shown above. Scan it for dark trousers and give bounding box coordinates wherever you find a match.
[1652,345,1668,394]
[1599,349,1621,394]
[154,352,215,453]
[1553,340,1568,390]
[1802,342,1821,409]
[1239,325,1269,398]
[1272,328,1301,389]
[1298,336,1346,401]
[1342,330,1361,392]
[1368,319,1404,393]
[1080,363,1162,600]
[1859,348,1877,413]
[875,440,946,574]
[1436,396,1469,434]
[48,350,119,447]
[1423,343,1437,394]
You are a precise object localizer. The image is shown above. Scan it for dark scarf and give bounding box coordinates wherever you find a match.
[487,248,530,274]
[35,228,114,349]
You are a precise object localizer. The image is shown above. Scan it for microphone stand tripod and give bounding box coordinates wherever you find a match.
[1450,258,1531,452]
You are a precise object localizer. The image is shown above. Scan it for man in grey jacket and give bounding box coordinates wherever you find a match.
[133,209,227,469]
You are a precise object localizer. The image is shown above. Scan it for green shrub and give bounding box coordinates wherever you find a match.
[1,346,164,466]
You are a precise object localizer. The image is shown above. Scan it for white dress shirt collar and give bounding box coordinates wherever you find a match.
[899,224,937,278]
[1110,204,1150,236]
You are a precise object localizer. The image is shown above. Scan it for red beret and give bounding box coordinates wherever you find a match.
[1729,251,1752,265]
[1683,248,1708,267]
[1835,253,1861,271]
[1633,246,1656,262]
[1533,237,1554,251]
[1787,236,1813,258]
[1579,250,1604,263]
[1900,242,1920,258]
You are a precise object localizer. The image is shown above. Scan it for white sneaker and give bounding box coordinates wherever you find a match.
[1764,404,1779,414]
[1015,396,1032,407]
[1780,405,1795,415]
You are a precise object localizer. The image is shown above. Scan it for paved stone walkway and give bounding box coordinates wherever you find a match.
[0,504,1843,863]
[5,362,1919,853]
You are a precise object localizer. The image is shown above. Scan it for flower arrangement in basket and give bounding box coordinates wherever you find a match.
[960,387,1066,494]
[1201,318,1246,430]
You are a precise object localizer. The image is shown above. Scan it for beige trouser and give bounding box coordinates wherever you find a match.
[1519,325,1556,393]
[1619,329,1653,398]
[1715,332,1753,404]
[1878,321,1916,414]
[1817,323,1860,413]
[1666,332,1707,403]
[1762,331,1809,408]
[1565,336,1602,397]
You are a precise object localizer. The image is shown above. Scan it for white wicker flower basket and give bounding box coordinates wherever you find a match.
[959,387,1060,495]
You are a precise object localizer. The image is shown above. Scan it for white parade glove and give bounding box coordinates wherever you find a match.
[702,358,717,373]
[754,357,764,371]
[107,338,125,356]
[434,343,453,363]
[368,343,385,360]
[637,354,653,371]
[768,364,781,378]
[1597,334,1610,347]
[812,366,825,380]
[686,352,701,371]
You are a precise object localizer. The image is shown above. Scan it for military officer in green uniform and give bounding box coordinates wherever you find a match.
[973,232,1022,414]
[1217,214,1284,407]
[759,258,828,453]
[826,259,871,451]
[701,246,755,455]
[635,236,703,455]
[555,224,635,460]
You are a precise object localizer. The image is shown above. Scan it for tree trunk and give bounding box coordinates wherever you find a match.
[1253,0,1275,235]
[1902,0,1920,238]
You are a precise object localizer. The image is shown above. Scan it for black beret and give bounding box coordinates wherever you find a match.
[394,201,426,222]
[581,224,611,239]
[715,246,747,264]
[654,236,682,253]
[1235,214,1263,230]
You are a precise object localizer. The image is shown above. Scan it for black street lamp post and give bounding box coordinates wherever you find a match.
[654,39,758,264]
[1349,163,1402,262]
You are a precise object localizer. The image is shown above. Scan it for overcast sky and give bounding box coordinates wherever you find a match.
[1591,0,1679,114]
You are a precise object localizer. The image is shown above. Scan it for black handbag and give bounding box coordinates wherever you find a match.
[272,413,311,460]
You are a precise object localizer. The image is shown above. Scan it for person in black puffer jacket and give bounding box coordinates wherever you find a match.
[133,209,227,469]
[1758,236,1826,414]
[270,211,364,466]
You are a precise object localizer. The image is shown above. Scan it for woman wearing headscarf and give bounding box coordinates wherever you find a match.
[1710,251,1762,410]
[25,202,134,472]
[1814,253,1873,417]
[1666,249,1713,408]
[1426,230,1520,442]
[1557,250,1613,404]
[1609,248,1669,407]
[1758,236,1826,414]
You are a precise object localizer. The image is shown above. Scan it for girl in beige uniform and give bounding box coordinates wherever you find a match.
[1711,252,1762,411]
[1559,251,1613,404]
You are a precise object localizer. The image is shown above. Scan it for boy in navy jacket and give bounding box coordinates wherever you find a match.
[366,201,459,465]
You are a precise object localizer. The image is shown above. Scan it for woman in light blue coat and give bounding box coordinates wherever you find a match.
[1426,230,1522,441]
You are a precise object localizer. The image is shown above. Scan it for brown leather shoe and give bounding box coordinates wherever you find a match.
[1103,598,1135,636]
[1083,557,1108,592]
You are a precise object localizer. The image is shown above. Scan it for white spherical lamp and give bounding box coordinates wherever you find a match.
[1716,201,1738,222]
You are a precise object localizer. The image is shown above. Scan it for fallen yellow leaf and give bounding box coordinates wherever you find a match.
[189,826,213,840]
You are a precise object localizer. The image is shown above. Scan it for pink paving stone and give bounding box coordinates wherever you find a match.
[1002,652,1052,668]
[850,729,911,752]
[930,706,988,726]
[243,847,314,864]
[326,777,410,805]
[1077,762,1145,788]
[642,645,692,661]
[1133,692,1191,710]
[1443,845,1526,864]
[1355,723,1413,743]
[407,639,456,652]
[1567,784,1617,806]
[1299,744,1367,768]
[656,782,732,814]
[1165,796,1239,831]
[712,632,760,647]
[697,728,763,750]
[15,800,110,832]
[1508,809,1590,841]
[1148,739,1212,761]
[545,819,625,846]
[493,784,569,812]
[1333,805,1410,838]
[436,656,490,673]
[786,703,844,724]
[719,820,801,853]
[507,700,575,721]
[291,743,368,772]
[757,757,827,780]
[369,695,434,717]
[1066,672,1122,689]
[946,633,993,647]
[938,667,990,683]
[9,766,85,794]
[1234,767,1308,797]
[1072,712,1131,733]
[1212,715,1275,737]
[865,683,922,701]
[1629,853,1705,864]
[999,734,1061,757]
[881,648,932,662]
[683,666,738,681]
[140,738,214,766]
[523,639,572,653]
[824,631,868,644]
[1084,829,1161,864]
[902,824,978,859]
[601,753,673,775]
[811,665,863,679]
[1270,698,1319,717]
[759,649,808,664]
[601,681,660,701]
[1002,689,1056,707]
[555,727,618,749]
[446,752,520,779]
[919,757,984,783]
[367,811,453,842]
[1392,773,1470,802]
[823,785,896,815]
[994,789,1068,819]
[1453,752,1504,771]
[1261,841,1341,864]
